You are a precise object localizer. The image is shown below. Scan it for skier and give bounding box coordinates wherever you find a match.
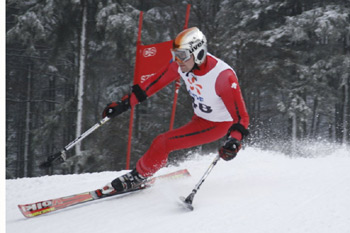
[99,27,249,195]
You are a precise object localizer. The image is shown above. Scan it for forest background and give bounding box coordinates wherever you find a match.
[6,0,350,178]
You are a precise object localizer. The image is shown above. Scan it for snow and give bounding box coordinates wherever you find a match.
[6,147,350,233]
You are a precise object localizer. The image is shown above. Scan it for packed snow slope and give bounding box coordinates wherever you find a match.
[6,147,350,233]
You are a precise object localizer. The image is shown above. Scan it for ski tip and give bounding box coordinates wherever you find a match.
[178,196,194,211]
[18,204,34,218]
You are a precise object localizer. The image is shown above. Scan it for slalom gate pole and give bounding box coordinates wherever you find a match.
[180,154,221,211]
[39,116,111,168]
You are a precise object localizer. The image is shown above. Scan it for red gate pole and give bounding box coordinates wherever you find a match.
[183,4,191,29]
[169,4,191,130]
[126,11,143,170]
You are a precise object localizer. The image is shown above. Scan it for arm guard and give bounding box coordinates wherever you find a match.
[132,84,148,102]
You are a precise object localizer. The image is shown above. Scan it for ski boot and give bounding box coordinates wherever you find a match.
[111,168,147,192]
[95,169,146,198]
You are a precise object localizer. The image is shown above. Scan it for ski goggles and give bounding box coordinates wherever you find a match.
[171,49,192,63]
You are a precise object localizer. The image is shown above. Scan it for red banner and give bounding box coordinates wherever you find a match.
[133,40,173,85]
[126,5,190,169]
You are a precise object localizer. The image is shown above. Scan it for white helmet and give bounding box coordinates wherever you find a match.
[172,27,207,66]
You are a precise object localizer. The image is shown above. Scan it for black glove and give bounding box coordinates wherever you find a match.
[219,137,241,161]
[102,95,130,118]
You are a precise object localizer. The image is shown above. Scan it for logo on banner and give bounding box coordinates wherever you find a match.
[140,73,156,84]
[143,47,157,57]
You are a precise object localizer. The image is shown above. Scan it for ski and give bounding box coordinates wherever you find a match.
[18,169,190,218]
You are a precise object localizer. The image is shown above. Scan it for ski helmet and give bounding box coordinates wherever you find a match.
[172,27,207,66]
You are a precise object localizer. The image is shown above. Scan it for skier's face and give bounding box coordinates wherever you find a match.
[176,54,195,73]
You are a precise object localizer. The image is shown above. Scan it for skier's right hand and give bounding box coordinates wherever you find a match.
[219,137,241,161]
[102,95,130,118]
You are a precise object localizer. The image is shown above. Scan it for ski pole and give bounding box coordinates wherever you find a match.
[180,154,221,211]
[39,116,111,168]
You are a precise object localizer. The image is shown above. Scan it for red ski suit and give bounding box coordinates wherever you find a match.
[129,54,249,177]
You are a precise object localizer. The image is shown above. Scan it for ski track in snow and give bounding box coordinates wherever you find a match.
[6,147,350,233]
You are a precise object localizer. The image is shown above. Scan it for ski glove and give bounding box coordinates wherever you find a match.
[102,95,130,118]
[219,137,241,161]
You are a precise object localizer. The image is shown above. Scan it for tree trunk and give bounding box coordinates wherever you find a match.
[24,64,33,177]
[16,114,25,178]
[75,0,87,155]
[310,97,318,138]
[342,75,349,146]
[291,112,297,156]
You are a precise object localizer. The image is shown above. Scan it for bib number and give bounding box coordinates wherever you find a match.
[192,97,213,113]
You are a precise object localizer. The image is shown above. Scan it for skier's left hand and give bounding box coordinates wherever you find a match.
[219,137,241,161]
[102,95,130,118]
